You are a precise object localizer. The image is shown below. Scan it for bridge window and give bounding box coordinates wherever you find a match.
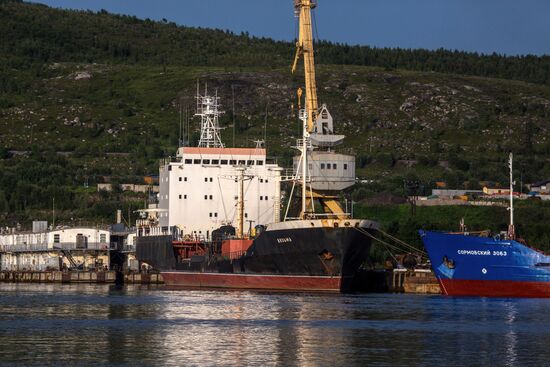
[212,159,219,164]
[256,160,263,165]
[221,160,228,165]
[321,163,325,169]
[193,159,201,164]
[185,159,192,164]
[344,164,348,170]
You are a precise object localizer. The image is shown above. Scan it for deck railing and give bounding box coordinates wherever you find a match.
[0,242,111,253]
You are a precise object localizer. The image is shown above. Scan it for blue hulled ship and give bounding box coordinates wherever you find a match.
[419,230,550,297]
[420,153,550,298]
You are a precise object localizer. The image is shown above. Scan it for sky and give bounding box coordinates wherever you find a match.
[31,0,550,56]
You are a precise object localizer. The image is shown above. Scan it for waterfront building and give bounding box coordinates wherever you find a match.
[0,224,128,271]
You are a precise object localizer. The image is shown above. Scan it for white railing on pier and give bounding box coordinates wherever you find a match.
[0,242,111,253]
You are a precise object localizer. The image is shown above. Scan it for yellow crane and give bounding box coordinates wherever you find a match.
[292,0,318,132]
[291,0,346,220]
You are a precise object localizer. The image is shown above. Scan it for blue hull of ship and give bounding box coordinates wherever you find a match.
[419,230,550,297]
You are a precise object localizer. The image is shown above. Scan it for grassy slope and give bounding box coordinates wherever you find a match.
[355,201,550,252]
[1,1,550,235]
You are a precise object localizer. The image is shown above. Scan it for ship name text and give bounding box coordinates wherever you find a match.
[457,249,507,256]
[276,237,292,244]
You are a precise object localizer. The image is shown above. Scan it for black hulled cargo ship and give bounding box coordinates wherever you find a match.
[137,219,378,292]
[136,0,379,292]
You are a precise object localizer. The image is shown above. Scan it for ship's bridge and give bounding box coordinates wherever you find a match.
[158,146,282,241]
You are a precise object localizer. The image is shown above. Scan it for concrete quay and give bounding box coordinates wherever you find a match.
[390,269,441,294]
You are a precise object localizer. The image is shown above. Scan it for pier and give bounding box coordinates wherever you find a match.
[0,268,440,294]
[390,269,441,294]
[0,270,164,284]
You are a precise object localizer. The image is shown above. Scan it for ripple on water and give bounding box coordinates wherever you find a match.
[0,284,548,366]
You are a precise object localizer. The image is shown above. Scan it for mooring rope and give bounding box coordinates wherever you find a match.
[353,226,427,261]
[377,229,427,256]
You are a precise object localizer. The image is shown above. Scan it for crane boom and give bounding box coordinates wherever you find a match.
[292,0,318,133]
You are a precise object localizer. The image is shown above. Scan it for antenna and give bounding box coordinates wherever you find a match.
[264,102,268,148]
[179,99,183,147]
[52,197,55,228]
[196,79,199,114]
[186,105,190,147]
[232,85,236,147]
[196,84,224,148]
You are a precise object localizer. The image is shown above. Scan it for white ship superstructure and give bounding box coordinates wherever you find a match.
[157,89,282,240]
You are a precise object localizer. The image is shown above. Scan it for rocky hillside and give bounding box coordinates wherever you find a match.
[1,0,550,225]
[2,61,549,184]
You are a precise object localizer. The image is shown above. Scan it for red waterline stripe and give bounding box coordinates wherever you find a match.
[161,271,343,292]
[439,278,550,298]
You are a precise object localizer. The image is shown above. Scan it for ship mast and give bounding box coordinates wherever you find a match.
[236,167,246,238]
[300,109,309,218]
[508,152,516,240]
[292,0,318,133]
[196,85,224,148]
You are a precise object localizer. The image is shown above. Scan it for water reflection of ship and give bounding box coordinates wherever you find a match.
[136,0,379,292]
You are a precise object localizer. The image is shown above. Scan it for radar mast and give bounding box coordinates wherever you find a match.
[196,85,224,148]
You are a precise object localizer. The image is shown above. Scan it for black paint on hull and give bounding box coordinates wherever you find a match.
[136,226,376,292]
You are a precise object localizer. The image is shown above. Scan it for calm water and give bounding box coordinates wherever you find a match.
[0,284,549,366]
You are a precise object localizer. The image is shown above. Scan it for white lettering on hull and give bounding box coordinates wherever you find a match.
[457,250,507,256]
